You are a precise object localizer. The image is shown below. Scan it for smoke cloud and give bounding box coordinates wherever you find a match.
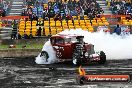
[35,29,132,64]
[35,41,57,64]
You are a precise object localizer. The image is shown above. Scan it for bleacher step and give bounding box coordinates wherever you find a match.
[10,10,22,13]
[11,6,23,9]
[9,0,24,16]
[9,13,21,15]
[96,1,106,3]
[12,2,23,4]
[99,3,106,5]
[97,0,112,14]
[11,9,22,11]
[13,0,23,1]
[12,5,22,6]
[100,6,108,8]
[102,8,110,10]
[104,10,112,13]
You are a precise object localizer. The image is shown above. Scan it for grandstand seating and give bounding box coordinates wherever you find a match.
[15,0,110,38]
[50,27,57,35]
[32,26,37,36]
[44,27,50,36]
[56,26,63,33]
[18,15,111,37]
[15,15,132,38]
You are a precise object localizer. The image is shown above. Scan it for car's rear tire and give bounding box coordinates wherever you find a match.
[98,51,106,64]
[76,76,86,85]
[40,51,49,62]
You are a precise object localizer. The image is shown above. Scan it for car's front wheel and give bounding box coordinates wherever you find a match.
[76,76,86,85]
[40,51,49,62]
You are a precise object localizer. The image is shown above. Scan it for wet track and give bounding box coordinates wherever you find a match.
[0,58,132,88]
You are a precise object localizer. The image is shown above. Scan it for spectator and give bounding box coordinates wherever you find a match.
[54,5,59,14]
[66,13,72,20]
[98,8,104,14]
[32,14,38,21]
[37,27,42,36]
[80,11,84,20]
[54,12,61,21]
[27,9,33,20]
[0,0,11,16]
[49,7,55,18]
[114,24,121,35]
[2,9,5,17]
[61,14,66,20]
[110,0,132,15]
[21,10,26,16]
[11,20,17,39]
[22,0,104,21]
[32,6,38,15]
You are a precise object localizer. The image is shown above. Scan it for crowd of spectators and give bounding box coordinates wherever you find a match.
[81,0,104,19]
[110,0,132,15]
[0,0,11,17]
[21,0,104,21]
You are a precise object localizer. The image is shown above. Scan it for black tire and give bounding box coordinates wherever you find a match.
[98,51,106,64]
[40,51,49,62]
[76,76,86,85]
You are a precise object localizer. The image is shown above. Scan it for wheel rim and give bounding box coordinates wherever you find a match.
[43,54,47,59]
[41,53,47,59]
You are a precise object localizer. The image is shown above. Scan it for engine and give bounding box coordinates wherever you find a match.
[76,36,85,57]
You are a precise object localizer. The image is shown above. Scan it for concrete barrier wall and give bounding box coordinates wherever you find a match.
[0,49,41,58]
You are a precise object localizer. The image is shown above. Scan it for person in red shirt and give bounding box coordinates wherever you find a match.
[66,13,73,20]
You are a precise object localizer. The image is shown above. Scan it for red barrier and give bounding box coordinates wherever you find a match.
[99,14,131,18]
[0,16,29,27]
[0,16,29,20]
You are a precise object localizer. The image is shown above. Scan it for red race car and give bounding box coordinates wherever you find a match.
[40,34,106,65]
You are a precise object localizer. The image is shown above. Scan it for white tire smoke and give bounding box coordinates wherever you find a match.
[35,41,57,64]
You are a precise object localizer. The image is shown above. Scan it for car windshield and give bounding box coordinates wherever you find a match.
[64,37,78,43]
[65,38,71,43]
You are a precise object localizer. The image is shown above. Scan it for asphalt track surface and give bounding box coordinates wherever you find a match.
[0,58,132,88]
